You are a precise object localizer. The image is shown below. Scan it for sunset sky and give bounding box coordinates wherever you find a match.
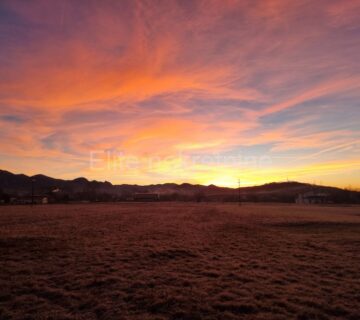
[0,0,359,188]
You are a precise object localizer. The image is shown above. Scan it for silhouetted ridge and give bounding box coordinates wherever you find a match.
[0,169,358,203]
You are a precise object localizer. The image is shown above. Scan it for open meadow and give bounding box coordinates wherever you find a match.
[0,203,359,320]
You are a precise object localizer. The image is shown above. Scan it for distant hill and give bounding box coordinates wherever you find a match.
[0,169,229,196]
[0,169,359,203]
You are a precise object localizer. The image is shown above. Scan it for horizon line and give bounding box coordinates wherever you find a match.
[1,168,355,191]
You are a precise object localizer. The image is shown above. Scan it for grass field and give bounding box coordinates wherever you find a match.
[0,203,359,320]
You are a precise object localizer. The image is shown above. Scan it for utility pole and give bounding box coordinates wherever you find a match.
[238,178,241,206]
[31,178,35,206]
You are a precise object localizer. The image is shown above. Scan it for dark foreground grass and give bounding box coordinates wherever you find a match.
[0,203,359,320]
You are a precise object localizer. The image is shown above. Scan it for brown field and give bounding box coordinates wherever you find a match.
[0,203,359,320]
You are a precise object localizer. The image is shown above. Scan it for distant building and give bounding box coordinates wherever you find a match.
[295,191,330,204]
[133,193,159,201]
[10,195,48,205]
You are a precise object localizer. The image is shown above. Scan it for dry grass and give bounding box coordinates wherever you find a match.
[0,203,359,320]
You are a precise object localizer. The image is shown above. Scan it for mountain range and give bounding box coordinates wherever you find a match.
[0,169,359,203]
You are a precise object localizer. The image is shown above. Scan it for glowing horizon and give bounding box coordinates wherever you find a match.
[0,0,359,189]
